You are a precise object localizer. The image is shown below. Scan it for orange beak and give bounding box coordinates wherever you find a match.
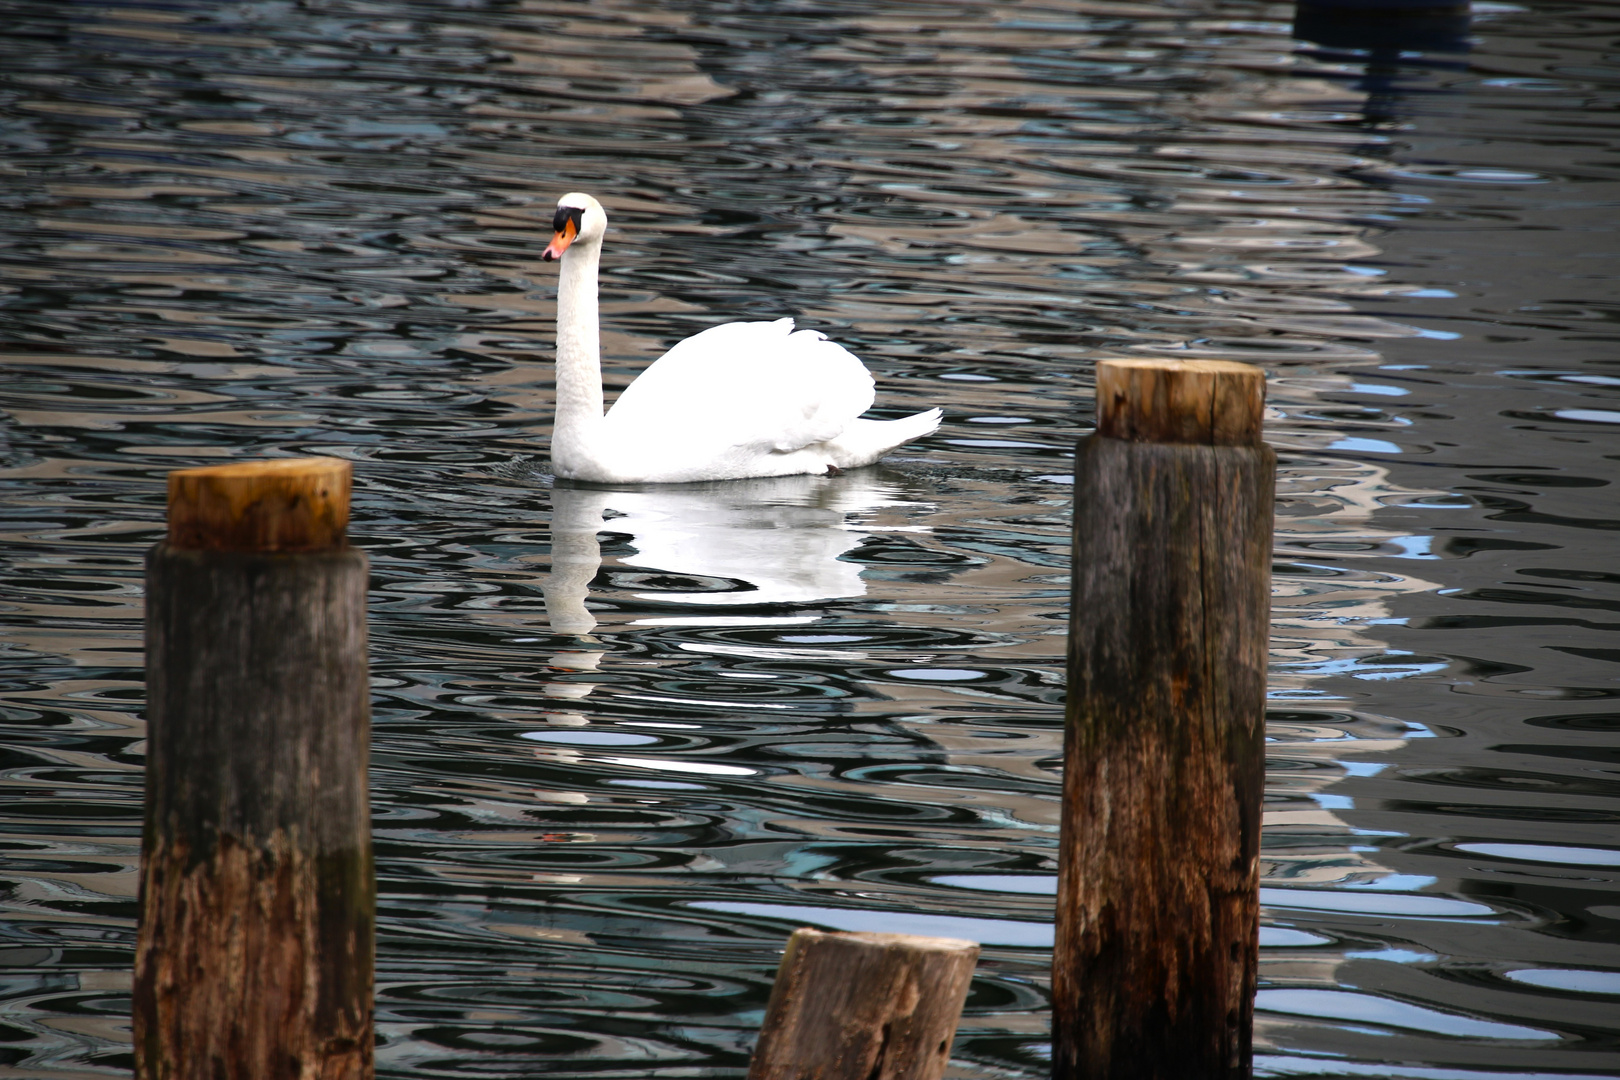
[542,206,582,262]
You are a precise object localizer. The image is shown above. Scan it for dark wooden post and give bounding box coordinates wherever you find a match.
[749,929,979,1080]
[1052,359,1274,1080]
[136,458,373,1080]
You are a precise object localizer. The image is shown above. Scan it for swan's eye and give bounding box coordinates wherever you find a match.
[552,205,583,235]
[543,205,584,262]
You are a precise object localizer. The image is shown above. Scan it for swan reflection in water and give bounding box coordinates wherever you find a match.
[541,469,926,638]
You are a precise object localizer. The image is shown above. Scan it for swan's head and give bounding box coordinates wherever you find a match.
[542,192,607,261]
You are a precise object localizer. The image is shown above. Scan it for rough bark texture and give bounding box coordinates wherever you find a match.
[749,929,979,1080]
[1052,436,1274,1080]
[137,543,373,1080]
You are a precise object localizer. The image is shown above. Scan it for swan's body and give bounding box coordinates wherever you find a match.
[542,193,941,484]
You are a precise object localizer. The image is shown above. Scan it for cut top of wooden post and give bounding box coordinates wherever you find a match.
[167,458,352,552]
[750,928,980,1080]
[1096,358,1265,446]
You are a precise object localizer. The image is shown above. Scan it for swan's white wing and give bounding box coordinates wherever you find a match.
[604,318,875,453]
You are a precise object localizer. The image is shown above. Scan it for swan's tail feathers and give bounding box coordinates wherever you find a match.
[827,408,943,469]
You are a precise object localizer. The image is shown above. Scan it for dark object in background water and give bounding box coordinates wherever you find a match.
[1294,0,1472,128]
[1294,0,1472,54]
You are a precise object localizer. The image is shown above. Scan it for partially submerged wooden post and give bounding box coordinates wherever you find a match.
[750,928,979,1080]
[136,458,373,1079]
[1053,360,1274,1079]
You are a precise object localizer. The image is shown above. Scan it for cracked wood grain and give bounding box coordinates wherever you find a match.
[1053,361,1273,1080]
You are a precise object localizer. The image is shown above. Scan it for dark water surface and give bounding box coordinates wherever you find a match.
[2,0,1619,1076]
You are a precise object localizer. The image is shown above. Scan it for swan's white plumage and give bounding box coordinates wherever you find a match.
[544,194,940,484]
[607,319,874,452]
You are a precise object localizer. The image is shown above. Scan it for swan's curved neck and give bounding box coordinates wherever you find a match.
[553,237,604,472]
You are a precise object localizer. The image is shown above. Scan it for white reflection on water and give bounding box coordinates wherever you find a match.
[542,471,923,634]
[1258,887,1495,920]
[1257,988,1559,1041]
[689,899,1053,948]
[1503,969,1620,996]
[1456,844,1620,868]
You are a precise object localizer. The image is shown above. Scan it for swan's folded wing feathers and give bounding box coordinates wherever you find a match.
[605,318,876,454]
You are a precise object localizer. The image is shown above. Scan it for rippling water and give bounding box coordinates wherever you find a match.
[2,0,1619,1076]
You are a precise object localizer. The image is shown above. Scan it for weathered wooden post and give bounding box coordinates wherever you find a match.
[1052,360,1273,1080]
[136,458,373,1080]
[749,928,979,1080]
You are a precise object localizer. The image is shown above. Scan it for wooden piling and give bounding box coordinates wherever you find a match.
[1052,359,1274,1080]
[136,458,373,1080]
[749,928,979,1080]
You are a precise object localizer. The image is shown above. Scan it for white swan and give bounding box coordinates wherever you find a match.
[540,192,942,484]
